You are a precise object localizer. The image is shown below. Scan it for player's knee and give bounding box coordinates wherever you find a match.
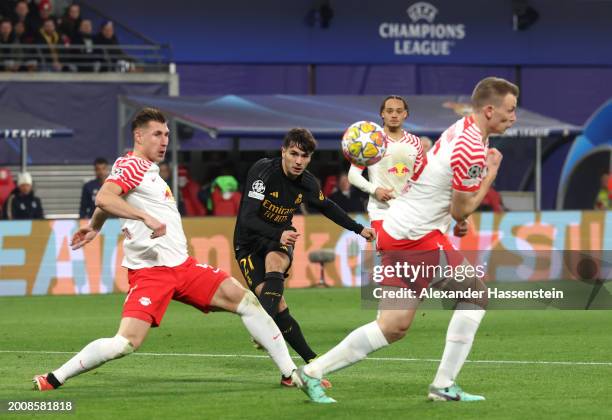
[236,289,263,316]
[458,278,488,309]
[109,334,136,358]
[115,333,139,352]
[264,252,289,272]
[216,277,250,306]
[378,319,410,343]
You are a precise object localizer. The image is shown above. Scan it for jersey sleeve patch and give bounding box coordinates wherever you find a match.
[106,157,150,193]
[450,137,486,192]
[248,179,266,200]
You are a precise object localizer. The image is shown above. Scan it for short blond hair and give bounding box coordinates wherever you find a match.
[471,77,519,109]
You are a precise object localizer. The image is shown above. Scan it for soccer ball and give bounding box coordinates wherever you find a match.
[341,121,387,167]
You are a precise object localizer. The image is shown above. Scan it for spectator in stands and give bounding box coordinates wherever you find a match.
[71,19,100,72]
[322,173,337,197]
[30,1,57,36]
[421,136,433,154]
[58,3,80,42]
[35,17,62,71]
[594,172,610,210]
[159,161,171,184]
[79,157,109,219]
[94,20,132,72]
[178,165,206,216]
[328,172,366,213]
[207,173,242,216]
[10,1,34,39]
[3,172,44,219]
[0,18,20,71]
[0,167,16,218]
[13,20,37,71]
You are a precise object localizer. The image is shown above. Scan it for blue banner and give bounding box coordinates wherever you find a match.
[89,0,612,65]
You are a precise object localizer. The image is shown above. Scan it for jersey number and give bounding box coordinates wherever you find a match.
[238,255,254,286]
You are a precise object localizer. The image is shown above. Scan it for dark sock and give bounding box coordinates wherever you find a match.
[46,372,62,388]
[275,308,317,362]
[258,272,284,318]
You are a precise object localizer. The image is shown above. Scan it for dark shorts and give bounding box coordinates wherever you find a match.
[235,240,293,292]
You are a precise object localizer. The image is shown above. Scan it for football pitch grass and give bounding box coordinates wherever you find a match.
[1,288,611,419]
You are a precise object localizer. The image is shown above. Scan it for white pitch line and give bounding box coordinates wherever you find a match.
[1,350,611,366]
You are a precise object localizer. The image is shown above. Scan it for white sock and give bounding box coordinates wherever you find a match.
[304,321,388,379]
[236,291,296,377]
[432,308,485,388]
[53,335,134,384]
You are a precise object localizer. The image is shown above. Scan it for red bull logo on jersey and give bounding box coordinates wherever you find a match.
[388,163,410,176]
[164,186,175,202]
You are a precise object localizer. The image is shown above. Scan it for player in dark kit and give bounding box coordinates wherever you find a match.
[234,128,376,387]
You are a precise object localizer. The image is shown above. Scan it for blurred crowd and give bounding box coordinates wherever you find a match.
[1,160,610,220]
[0,0,133,72]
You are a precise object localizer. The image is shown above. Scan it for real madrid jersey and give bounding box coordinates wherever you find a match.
[106,152,188,269]
[233,157,363,253]
[383,116,488,240]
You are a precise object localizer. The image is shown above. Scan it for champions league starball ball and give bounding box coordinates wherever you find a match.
[341,121,387,167]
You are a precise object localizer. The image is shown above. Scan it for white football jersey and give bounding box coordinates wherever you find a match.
[352,130,424,220]
[383,116,488,240]
[106,153,188,269]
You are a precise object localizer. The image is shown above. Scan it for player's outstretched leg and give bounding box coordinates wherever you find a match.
[295,308,416,403]
[33,317,147,391]
[275,307,316,363]
[210,277,297,379]
[261,253,317,362]
[275,307,331,388]
[429,302,486,402]
[259,252,321,385]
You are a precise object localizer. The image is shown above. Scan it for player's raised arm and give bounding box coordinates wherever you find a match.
[95,182,166,238]
[70,206,110,250]
[347,164,394,202]
[450,148,503,221]
[305,176,375,241]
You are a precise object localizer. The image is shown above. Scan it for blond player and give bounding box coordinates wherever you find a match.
[32,108,319,400]
[348,96,424,237]
[295,77,518,403]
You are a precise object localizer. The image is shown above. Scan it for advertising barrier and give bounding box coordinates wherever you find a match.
[0,211,610,296]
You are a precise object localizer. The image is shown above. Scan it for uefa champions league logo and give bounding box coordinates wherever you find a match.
[252,180,265,194]
[378,2,466,56]
[407,2,438,23]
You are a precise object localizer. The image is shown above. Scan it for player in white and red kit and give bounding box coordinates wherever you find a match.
[348,96,424,238]
[32,108,321,400]
[294,77,519,403]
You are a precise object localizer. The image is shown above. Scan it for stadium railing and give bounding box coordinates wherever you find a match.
[0,43,172,73]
